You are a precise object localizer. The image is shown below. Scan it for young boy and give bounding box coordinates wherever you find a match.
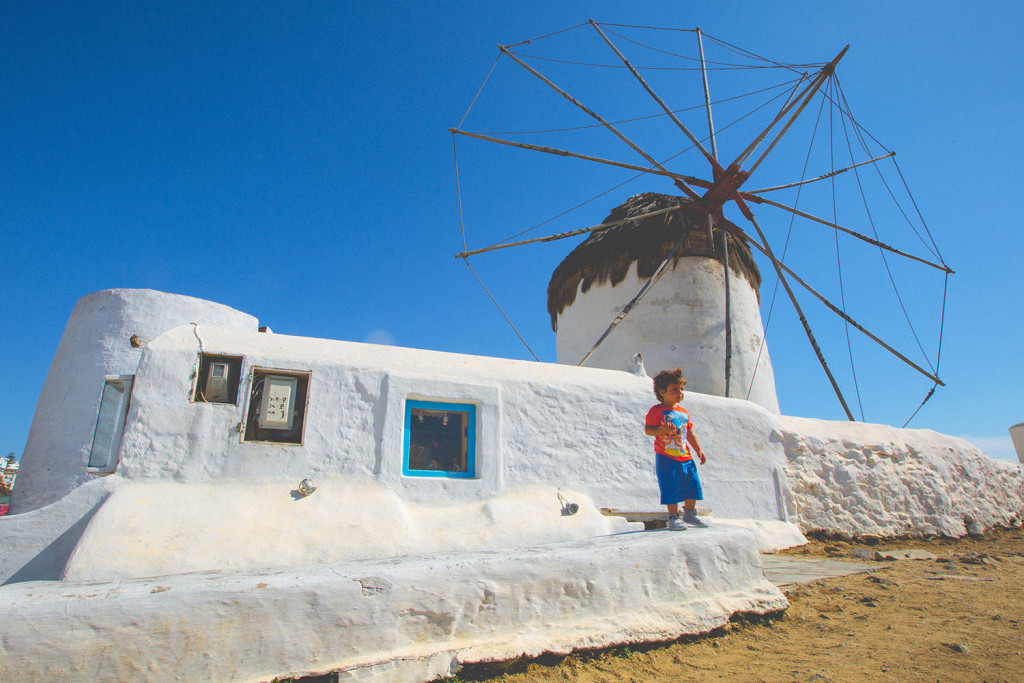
[644,367,708,531]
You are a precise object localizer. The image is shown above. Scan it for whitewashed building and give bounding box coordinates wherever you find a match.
[1,287,1020,682]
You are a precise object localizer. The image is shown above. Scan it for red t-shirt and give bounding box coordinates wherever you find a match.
[645,403,693,461]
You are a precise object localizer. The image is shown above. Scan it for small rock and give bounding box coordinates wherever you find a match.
[849,548,878,560]
[875,549,937,561]
[943,642,969,653]
[868,575,898,586]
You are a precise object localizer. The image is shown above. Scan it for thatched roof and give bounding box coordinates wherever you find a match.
[546,193,762,330]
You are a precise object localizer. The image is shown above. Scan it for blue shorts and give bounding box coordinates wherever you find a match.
[656,453,703,505]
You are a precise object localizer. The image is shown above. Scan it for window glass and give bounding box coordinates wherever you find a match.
[403,400,476,478]
[88,377,133,472]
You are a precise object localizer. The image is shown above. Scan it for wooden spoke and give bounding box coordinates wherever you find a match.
[731,46,847,174]
[498,45,702,200]
[589,20,724,175]
[732,196,855,419]
[455,206,682,259]
[745,47,849,177]
[747,152,896,194]
[743,192,952,273]
[449,128,696,183]
[726,211,944,386]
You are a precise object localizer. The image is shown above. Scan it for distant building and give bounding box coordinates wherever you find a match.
[0,455,15,516]
[1,456,19,490]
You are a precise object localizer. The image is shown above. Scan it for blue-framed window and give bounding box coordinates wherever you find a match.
[403,400,476,478]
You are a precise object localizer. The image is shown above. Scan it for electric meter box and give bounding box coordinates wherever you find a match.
[204,362,231,402]
[258,375,298,430]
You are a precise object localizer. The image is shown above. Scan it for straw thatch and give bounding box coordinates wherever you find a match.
[547,193,762,330]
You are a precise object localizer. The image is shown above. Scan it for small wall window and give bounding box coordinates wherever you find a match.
[243,368,310,445]
[88,375,134,474]
[403,400,476,478]
[193,354,243,404]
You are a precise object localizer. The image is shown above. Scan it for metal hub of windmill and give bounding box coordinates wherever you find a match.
[450,20,952,426]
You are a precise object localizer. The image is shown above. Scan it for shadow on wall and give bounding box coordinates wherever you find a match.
[3,501,106,585]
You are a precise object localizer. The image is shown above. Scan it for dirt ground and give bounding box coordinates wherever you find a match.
[453,526,1024,683]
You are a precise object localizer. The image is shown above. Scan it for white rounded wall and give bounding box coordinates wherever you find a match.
[555,257,779,413]
[12,289,258,513]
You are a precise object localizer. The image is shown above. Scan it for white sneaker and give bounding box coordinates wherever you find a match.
[683,510,708,528]
[667,514,687,531]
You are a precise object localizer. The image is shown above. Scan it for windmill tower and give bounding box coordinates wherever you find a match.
[548,192,779,412]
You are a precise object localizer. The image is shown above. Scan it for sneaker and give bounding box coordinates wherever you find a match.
[667,514,687,531]
[683,510,708,528]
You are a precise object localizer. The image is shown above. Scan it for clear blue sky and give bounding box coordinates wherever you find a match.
[2,2,1021,461]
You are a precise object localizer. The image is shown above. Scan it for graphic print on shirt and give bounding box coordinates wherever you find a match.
[657,407,690,459]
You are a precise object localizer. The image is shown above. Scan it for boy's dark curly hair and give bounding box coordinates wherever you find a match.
[652,367,686,401]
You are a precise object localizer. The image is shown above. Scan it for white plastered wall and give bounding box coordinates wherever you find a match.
[46,322,795,580]
[111,324,791,513]
[555,258,780,413]
[13,289,258,513]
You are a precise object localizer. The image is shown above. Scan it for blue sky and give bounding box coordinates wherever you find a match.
[2,2,1022,462]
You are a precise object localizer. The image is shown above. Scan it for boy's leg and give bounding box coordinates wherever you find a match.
[657,454,687,530]
[681,462,708,527]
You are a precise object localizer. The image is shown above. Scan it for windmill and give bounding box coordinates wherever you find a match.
[450,21,951,424]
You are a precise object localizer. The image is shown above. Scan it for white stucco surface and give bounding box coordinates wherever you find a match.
[778,415,1024,537]
[555,259,780,413]
[62,483,638,581]
[14,289,257,513]
[0,478,119,584]
[109,323,792,523]
[1,526,786,683]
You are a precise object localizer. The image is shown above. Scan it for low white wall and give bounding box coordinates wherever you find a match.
[60,482,637,581]
[13,290,257,513]
[0,527,786,683]
[778,415,1024,537]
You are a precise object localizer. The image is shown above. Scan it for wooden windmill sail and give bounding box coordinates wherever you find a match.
[450,21,951,423]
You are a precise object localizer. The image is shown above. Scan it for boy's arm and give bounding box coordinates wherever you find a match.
[686,429,706,464]
[645,423,672,437]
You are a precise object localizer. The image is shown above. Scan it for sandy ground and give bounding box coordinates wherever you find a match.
[452,527,1024,683]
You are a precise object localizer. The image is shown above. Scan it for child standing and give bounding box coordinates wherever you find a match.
[644,367,708,531]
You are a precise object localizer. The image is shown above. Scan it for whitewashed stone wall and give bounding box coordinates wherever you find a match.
[778,415,1024,537]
